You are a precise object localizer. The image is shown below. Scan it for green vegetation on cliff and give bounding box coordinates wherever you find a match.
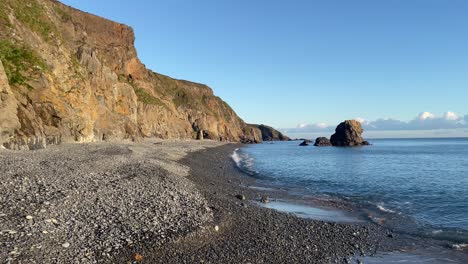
[0,2,10,27]
[0,0,262,149]
[0,39,47,87]
[53,6,71,22]
[6,0,55,40]
[134,87,168,109]
[153,73,222,118]
[250,124,290,141]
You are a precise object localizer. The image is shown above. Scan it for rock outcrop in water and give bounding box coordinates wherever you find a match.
[0,0,262,149]
[249,124,290,141]
[314,137,332,147]
[330,120,369,146]
[299,140,312,146]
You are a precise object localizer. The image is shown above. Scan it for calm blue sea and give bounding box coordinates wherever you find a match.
[234,138,468,244]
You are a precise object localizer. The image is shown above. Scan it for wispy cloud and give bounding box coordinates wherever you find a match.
[284,112,467,133]
[367,111,464,131]
[285,122,334,133]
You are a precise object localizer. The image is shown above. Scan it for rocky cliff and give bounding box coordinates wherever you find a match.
[249,124,290,141]
[0,0,262,149]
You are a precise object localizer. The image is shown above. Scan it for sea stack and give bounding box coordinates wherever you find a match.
[330,120,369,147]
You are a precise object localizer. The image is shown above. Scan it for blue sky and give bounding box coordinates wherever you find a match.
[60,0,468,137]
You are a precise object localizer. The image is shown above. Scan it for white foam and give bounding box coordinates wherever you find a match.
[243,157,254,169]
[452,243,468,251]
[231,148,255,172]
[377,204,396,213]
[231,148,241,167]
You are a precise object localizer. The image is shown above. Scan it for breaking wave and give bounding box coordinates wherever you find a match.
[376,203,396,213]
[231,148,258,176]
[452,243,468,251]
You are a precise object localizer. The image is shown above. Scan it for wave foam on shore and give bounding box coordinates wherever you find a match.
[231,148,257,175]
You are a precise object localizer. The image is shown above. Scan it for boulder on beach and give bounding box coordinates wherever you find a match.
[330,120,369,147]
[299,140,312,146]
[314,137,332,147]
[260,196,270,203]
[235,194,246,200]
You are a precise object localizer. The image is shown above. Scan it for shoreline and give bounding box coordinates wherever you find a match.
[1,141,467,263]
[131,143,468,263]
[233,142,468,244]
[124,144,398,263]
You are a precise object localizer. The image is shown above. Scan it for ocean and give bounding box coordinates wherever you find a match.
[233,138,468,245]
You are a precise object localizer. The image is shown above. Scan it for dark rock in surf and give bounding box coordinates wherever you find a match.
[299,140,312,146]
[314,137,332,147]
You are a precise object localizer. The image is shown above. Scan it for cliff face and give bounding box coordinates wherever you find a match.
[0,0,261,149]
[249,124,290,141]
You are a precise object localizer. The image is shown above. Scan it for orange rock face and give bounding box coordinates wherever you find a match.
[0,0,260,149]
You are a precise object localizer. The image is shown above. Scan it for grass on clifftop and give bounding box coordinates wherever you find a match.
[0,39,47,87]
[53,6,71,22]
[152,73,229,119]
[5,0,55,41]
